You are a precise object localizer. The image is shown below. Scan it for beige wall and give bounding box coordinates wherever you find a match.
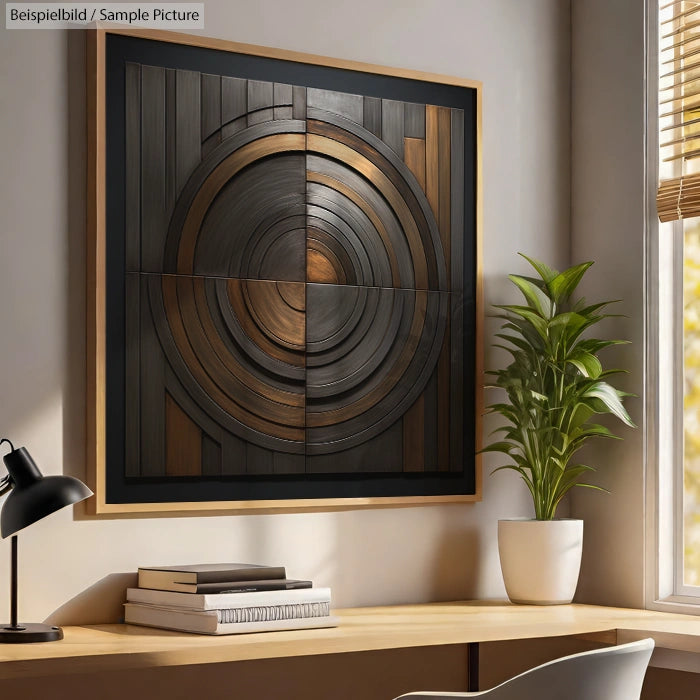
[0,0,571,625]
[570,0,648,608]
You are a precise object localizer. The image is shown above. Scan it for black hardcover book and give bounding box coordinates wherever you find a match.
[138,563,286,592]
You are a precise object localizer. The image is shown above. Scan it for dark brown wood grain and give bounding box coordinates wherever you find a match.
[161,275,305,443]
[227,279,305,368]
[175,69,201,195]
[140,65,166,273]
[165,392,202,476]
[201,73,221,142]
[437,317,451,471]
[307,118,443,290]
[124,273,140,477]
[425,104,439,229]
[438,106,452,288]
[139,275,165,476]
[306,168,403,287]
[403,394,425,472]
[125,63,140,272]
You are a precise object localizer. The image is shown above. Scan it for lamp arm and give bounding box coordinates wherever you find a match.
[0,438,15,497]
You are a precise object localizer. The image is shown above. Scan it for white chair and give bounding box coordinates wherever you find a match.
[392,638,654,700]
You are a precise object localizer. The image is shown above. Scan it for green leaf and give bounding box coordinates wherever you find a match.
[567,352,602,379]
[479,441,517,455]
[519,253,559,285]
[549,261,594,303]
[508,274,551,317]
[582,382,636,427]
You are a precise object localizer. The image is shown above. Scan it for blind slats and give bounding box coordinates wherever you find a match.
[657,1,700,222]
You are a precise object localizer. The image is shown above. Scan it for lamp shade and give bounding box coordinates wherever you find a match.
[1,447,93,538]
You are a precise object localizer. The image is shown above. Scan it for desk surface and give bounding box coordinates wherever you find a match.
[0,601,698,680]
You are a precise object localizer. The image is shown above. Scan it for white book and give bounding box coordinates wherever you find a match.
[124,603,338,635]
[126,586,331,611]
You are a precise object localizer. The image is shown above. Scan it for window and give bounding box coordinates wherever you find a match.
[654,0,700,606]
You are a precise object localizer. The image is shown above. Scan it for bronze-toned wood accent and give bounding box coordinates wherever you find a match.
[306,131,431,290]
[165,393,202,476]
[404,137,427,191]
[161,275,305,442]
[227,279,306,369]
[307,115,445,290]
[306,169,402,287]
[425,104,439,222]
[86,27,483,513]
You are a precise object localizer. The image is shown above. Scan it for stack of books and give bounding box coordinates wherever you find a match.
[124,563,336,635]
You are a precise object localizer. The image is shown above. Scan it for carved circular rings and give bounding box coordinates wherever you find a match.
[154,117,447,455]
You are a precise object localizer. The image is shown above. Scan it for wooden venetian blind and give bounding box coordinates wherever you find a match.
[658,0,700,222]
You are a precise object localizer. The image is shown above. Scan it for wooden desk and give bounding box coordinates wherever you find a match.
[0,601,698,688]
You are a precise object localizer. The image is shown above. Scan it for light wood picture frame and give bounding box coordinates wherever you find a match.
[86,28,483,514]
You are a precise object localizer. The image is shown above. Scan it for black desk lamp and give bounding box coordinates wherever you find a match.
[0,438,92,643]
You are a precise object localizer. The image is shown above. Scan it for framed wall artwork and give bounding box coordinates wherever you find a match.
[86,28,482,514]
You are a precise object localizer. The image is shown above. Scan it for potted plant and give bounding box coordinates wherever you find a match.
[483,254,635,604]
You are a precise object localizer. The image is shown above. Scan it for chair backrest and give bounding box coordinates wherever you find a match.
[393,638,654,700]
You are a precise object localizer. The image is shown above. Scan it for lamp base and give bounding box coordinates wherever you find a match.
[0,623,63,643]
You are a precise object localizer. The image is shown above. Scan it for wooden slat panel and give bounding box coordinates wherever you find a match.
[437,316,451,471]
[403,395,425,472]
[201,130,221,159]
[381,99,404,158]
[273,452,305,474]
[293,86,306,121]
[438,106,451,288]
[201,73,221,141]
[163,364,228,474]
[425,104,439,222]
[221,116,247,140]
[125,62,140,272]
[124,273,140,477]
[307,87,363,124]
[450,109,465,472]
[248,79,274,126]
[140,65,166,272]
[165,392,202,476]
[404,137,426,191]
[221,432,247,475]
[221,76,247,122]
[274,83,293,121]
[165,69,176,209]
[201,434,222,476]
[176,70,201,195]
[404,102,426,138]
[364,96,381,136]
[423,365,438,468]
[306,421,403,473]
[246,443,274,474]
[140,275,165,476]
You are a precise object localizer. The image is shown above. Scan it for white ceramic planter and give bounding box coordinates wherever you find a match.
[498,518,583,605]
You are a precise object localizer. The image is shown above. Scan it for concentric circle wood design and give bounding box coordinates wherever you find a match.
[154,111,450,460]
[111,53,471,482]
